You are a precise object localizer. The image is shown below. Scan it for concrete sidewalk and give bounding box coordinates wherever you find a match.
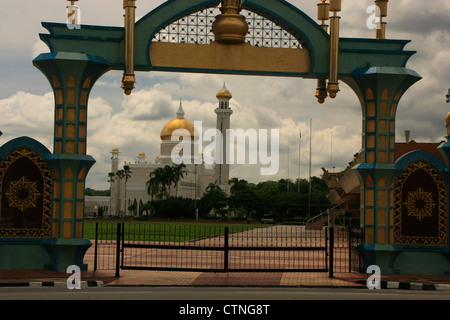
[2,269,450,291]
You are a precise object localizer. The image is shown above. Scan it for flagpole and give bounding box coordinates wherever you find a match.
[298,129,301,193]
[330,130,333,172]
[308,119,312,219]
[287,146,290,192]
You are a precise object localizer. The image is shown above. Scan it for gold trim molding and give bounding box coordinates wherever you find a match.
[150,42,311,75]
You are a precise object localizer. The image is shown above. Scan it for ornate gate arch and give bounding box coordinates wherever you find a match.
[26,0,448,273]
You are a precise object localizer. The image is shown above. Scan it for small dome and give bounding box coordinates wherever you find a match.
[139,152,145,157]
[216,83,232,100]
[112,147,119,152]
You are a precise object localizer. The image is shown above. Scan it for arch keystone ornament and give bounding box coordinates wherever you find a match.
[212,0,249,44]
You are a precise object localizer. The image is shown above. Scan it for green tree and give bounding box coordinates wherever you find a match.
[146,166,168,200]
[139,201,154,215]
[199,182,228,218]
[107,172,116,215]
[162,165,174,196]
[228,178,255,219]
[146,164,187,200]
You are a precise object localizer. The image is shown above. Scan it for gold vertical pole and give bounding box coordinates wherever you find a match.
[121,0,136,95]
[375,0,388,39]
[327,0,341,99]
[315,0,330,104]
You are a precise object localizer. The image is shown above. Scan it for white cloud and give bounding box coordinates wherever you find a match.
[32,40,49,59]
[0,91,54,148]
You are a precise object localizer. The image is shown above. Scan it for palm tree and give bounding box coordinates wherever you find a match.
[115,165,132,215]
[172,163,188,197]
[146,174,159,200]
[107,172,116,216]
[146,163,189,200]
[147,167,169,200]
[163,165,174,197]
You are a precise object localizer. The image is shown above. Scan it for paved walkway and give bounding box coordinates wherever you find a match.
[2,268,450,291]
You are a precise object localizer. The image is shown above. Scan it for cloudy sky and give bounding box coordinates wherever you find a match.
[1,0,450,190]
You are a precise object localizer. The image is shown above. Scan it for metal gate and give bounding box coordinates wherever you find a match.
[92,222,363,277]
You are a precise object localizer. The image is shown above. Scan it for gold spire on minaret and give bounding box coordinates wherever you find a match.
[212,0,248,44]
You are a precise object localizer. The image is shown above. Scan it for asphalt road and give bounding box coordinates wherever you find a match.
[0,286,449,300]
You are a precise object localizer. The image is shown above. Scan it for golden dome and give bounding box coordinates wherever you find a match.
[216,83,232,100]
[139,152,145,156]
[112,147,119,152]
[160,102,196,141]
[160,118,195,141]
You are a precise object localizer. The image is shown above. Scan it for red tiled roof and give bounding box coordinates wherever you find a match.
[395,141,445,163]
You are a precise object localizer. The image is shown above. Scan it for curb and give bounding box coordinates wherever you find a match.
[356,280,450,291]
[0,281,104,288]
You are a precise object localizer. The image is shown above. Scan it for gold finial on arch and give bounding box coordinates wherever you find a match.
[375,0,388,39]
[212,0,248,44]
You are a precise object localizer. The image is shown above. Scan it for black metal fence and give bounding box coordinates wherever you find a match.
[92,222,364,277]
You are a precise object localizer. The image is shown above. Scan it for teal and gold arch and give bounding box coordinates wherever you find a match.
[38,0,416,78]
[7,0,446,273]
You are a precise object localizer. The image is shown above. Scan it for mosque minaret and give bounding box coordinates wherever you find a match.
[215,83,233,187]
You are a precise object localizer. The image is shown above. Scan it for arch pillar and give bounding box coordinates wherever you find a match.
[342,67,421,247]
[30,53,111,270]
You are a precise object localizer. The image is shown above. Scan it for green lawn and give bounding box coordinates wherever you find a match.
[84,220,267,242]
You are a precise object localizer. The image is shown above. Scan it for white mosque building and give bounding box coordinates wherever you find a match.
[85,84,233,217]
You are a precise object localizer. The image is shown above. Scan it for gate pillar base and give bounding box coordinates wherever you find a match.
[43,238,92,271]
[0,239,52,270]
[358,245,450,275]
